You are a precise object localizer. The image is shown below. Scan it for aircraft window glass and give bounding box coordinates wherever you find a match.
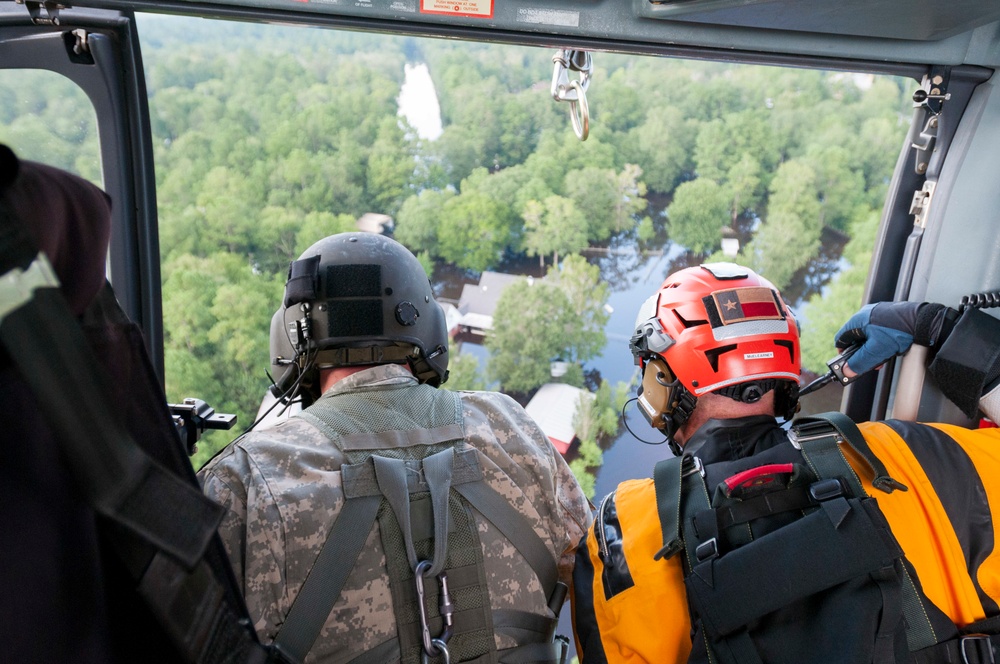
[0,69,102,186]
[132,14,912,483]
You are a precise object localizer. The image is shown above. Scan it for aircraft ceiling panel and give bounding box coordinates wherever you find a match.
[639,0,1000,43]
[10,0,1000,69]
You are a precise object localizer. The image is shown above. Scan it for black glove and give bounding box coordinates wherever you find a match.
[834,301,953,376]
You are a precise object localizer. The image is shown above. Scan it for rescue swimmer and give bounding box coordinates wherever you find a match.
[571,262,1000,664]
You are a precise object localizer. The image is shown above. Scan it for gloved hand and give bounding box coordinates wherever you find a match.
[834,301,951,376]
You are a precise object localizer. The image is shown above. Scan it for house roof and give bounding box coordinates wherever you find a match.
[525,383,594,455]
[457,271,527,316]
[355,212,394,234]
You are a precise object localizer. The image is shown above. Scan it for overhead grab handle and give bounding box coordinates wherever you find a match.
[551,49,592,141]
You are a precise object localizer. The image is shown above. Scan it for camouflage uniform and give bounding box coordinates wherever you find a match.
[200,364,592,663]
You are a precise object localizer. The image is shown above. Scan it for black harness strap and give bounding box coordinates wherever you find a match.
[793,412,907,494]
[792,414,938,655]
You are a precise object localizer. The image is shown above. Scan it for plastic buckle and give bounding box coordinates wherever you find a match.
[809,478,844,502]
[962,634,995,664]
[695,537,718,563]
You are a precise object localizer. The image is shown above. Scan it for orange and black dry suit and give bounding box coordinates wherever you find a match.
[572,308,1000,663]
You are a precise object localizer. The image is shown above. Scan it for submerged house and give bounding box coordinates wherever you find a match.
[524,383,594,455]
[455,271,540,337]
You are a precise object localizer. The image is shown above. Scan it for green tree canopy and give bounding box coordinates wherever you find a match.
[522,195,588,268]
[486,280,575,392]
[668,178,730,254]
[745,159,823,289]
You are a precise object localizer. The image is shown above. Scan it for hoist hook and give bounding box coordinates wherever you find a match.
[551,49,593,141]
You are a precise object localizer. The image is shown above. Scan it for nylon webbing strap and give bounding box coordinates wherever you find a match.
[422,448,456,576]
[272,494,381,662]
[652,455,685,560]
[374,455,420,568]
[454,481,559,598]
[911,633,1000,664]
[138,552,268,664]
[794,414,937,653]
[792,418,866,498]
[0,207,270,663]
[345,637,401,664]
[795,412,907,494]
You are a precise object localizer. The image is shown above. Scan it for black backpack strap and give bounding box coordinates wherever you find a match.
[791,411,907,494]
[652,454,708,564]
[792,412,939,655]
[0,210,278,664]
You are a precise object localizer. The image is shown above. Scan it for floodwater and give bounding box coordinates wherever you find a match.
[434,224,850,495]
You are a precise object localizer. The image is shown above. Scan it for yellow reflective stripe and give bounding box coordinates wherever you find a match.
[855,422,984,625]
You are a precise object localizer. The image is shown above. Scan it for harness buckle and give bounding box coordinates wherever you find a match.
[962,634,995,664]
[682,456,705,479]
[809,478,845,502]
[695,537,718,563]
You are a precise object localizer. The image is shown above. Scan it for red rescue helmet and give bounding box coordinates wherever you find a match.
[630,263,801,438]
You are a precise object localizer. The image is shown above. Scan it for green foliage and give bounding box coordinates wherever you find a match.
[437,189,515,272]
[549,256,610,363]
[522,196,588,267]
[625,106,694,194]
[487,280,575,392]
[162,252,284,464]
[395,188,456,256]
[668,178,730,254]
[799,211,880,372]
[2,18,913,471]
[487,258,610,392]
[442,351,490,391]
[745,159,823,289]
[569,380,630,500]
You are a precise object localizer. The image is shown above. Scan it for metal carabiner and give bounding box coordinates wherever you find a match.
[415,560,454,663]
[551,49,592,141]
[421,639,451,664]
[414,560,436,657]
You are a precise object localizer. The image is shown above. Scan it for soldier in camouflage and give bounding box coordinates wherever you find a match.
[200,233,592,664]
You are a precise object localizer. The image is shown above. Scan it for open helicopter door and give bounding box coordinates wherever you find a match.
[0,2,163,376]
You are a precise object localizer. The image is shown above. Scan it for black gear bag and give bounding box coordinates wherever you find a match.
[652,412,1000,664]
[0,182,288,662]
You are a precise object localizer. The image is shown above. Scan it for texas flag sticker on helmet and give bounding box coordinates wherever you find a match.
[702,287,788,341]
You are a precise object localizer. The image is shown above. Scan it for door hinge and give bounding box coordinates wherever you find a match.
[911,66,951,175]
[16,1,67,26]
[909,180,936,229]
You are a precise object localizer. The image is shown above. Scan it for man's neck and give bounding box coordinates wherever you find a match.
[319,365,376,393]
[674,391,776,446]
[318,363,412,393]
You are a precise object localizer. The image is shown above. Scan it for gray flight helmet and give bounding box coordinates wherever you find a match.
[269,232,449,403]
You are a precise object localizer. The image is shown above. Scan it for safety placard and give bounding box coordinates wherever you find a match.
[420,0,493,18]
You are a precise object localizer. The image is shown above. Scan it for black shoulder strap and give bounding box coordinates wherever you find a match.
[791,411,907,494]
[791,412,942,654]
[0,207,279,664]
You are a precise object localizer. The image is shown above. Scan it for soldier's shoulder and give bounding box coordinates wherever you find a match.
[457,389,528,420]
[201,416,326,473]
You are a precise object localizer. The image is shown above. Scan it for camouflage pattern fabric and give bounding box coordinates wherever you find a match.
[200,364,592,663]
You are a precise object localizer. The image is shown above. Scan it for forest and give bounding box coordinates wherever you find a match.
[0,15,912,487]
